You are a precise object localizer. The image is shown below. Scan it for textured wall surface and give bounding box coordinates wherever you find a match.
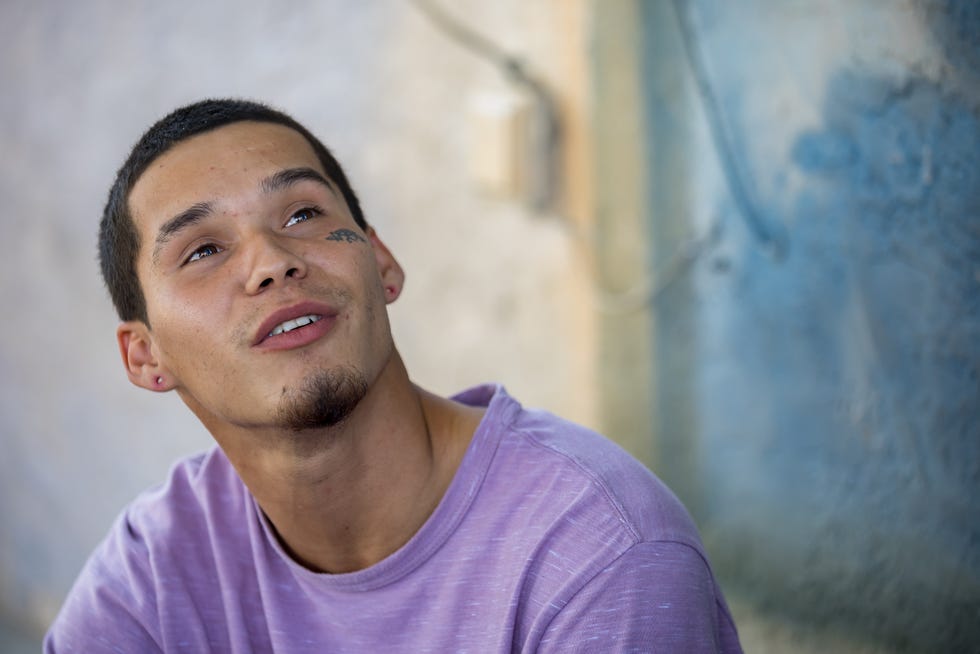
[0,0,594,636]
[641,1,979,650]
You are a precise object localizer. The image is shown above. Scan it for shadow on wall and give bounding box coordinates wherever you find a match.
[792,71,979,499]
[781,68,979,651]
[642,2,980,652]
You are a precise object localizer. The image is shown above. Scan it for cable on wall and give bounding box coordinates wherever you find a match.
[592,1,792,315]
[409,1,784,314]
[409,0,560,212]
[671,0,790,260]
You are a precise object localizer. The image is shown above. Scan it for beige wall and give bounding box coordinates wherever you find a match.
[0,0,601,635]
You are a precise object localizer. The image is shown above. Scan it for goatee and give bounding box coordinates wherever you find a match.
[276,367,369,431]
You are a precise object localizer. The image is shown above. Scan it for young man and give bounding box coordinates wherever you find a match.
[46,99,742,652]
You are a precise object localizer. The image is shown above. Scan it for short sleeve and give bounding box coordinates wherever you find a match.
[44,512,163,654]
[535,540,742,653]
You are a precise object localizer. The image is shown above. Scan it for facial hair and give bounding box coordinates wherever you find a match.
[276,366,369,431]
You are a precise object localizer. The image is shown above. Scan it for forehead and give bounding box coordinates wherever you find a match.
[128,121,325,236]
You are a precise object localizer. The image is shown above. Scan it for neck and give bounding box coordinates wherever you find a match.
[201,353,481,573]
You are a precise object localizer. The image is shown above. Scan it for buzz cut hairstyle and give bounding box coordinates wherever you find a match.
[99,98,367,323]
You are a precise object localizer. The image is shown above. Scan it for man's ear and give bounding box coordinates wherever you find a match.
[117,321,173,392]
[367,227,405,304]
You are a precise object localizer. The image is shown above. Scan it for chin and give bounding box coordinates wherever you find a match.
[275,366,369,431]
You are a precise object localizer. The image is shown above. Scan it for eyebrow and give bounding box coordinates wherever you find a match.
[260,167,335,195]
[152,201,214,264]
[150,167,335,265]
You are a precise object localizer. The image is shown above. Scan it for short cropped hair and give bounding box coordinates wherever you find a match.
[99,98,367,323]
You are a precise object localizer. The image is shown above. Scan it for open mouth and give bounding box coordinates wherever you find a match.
[254,302,339,350]
[268,314,322,338]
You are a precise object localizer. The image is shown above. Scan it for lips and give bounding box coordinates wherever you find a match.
[269,314,321,337]
[253,301,339,349]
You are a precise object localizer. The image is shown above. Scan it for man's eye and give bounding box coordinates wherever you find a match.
[185,244,222,264]
[284,206,322,227]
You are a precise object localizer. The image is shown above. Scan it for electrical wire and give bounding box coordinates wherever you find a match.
[408,0,779,314]
[409,0,560,211]
[593,1,791,313]
[671,0,789,260]
[409,0,518,72]
[591,219,724,314]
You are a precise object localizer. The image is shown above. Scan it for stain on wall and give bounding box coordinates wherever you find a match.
[641,0,979,650]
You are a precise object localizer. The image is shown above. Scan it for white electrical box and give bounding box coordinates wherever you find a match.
[467,89,532,200]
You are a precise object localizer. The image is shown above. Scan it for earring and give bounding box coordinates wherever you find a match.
[156,376,164,386]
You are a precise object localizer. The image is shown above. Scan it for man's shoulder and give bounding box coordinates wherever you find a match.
[124,446,245,536]
[467,385,703,549]
[89,445,251,578]
[45,447,251,651]
[447,385,732,651]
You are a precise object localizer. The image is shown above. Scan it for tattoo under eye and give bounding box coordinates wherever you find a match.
[326,229,366,244]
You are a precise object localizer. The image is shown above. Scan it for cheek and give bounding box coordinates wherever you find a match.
[353,249,386,292]
[148,298,226,371]
[359,261,390,330]
[153,321,208,371]
[310,246,384,299]
[144,268,237,336]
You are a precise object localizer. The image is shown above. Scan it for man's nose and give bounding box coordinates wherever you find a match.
[243,233,308,294]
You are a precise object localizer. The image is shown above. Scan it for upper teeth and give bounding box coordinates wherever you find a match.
[269,314,321,337]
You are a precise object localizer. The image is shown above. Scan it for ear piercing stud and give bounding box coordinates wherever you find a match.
[156,376,164,386]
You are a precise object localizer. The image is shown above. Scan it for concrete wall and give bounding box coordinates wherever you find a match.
[639,1,979,650]
[8,1,975,649]
[0,0,596,636]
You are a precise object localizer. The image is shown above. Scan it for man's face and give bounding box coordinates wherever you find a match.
[123,121,402,433]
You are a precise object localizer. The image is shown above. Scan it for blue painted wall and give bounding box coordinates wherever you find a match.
[640,1,979,650]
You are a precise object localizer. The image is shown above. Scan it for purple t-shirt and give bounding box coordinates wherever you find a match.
[46,385,742,652]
